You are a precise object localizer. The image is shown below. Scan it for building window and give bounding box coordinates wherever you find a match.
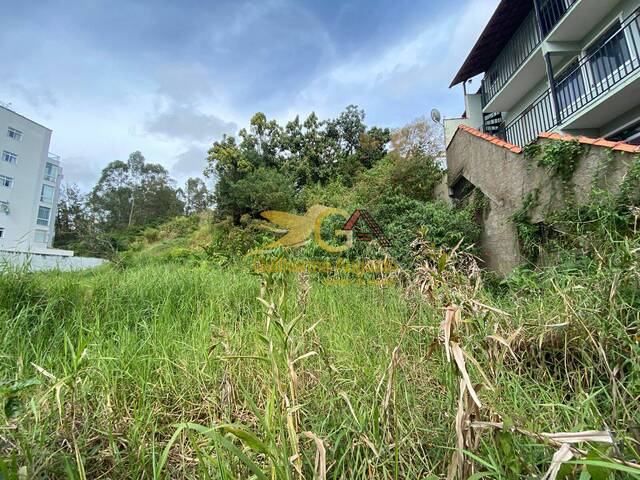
[587,20,631,86]
[40,184,55,203]
[0,175,13,188]
[0,200,8,214]
[7,127,22,142]
[37,206,51,226]
[44,162,59,182]
[555,59,585,112]
[34,230,49,243]
[2,151,17,164]
[0,227,4,239]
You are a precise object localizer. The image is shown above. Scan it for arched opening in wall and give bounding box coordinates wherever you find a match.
[449,174,475,207]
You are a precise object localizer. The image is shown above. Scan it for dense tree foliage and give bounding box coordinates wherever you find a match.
[55,152,186,255]
[182,177,211,215]
[90,151,184,230]
[55,107,459,257]
[205,106,393,222]
[54,183,91,249]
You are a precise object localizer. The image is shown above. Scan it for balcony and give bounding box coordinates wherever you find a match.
[501,11,640,146]
[48,152,61,163]
[546,0,623,42]
[482,11,542,109]
[482,0,625,113]
[481,1,582,113]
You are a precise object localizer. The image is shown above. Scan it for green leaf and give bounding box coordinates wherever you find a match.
[4,397,23,420]
[585,449,610,480]
[219,424,273,458]
[181,423,269,480]
[437,252,448,272]
[155,423,188,476]
[579,469,592,480]
[567,460,640,478]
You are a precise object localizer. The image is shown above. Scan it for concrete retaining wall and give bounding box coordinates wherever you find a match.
[439,128,637,274]
[0,250,107,272]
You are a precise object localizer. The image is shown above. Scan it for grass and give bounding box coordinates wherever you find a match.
[1,218,639,478]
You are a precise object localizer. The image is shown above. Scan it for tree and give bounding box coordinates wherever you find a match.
[54,183,91,249]
[89,151,184,231]
[390,116,443,159]
[183,177,211,215]
[204,106,391,223]
[387,118,444,201]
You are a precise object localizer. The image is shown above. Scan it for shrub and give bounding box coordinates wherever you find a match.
[369,194,480,266]
[216,168,296,222]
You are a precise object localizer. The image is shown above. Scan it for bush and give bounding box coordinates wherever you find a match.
[216,168,296,221]
[388,149,443,201]
[159,215,200,239]
[369,194,480,266]
[210,219,275,257]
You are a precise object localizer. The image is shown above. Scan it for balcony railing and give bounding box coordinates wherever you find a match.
[539,0,578,36]
[48,152,61,162]
[482,11,541,106]
[500,10,640,147]
[504,90,557,147]
[481,0,578,107]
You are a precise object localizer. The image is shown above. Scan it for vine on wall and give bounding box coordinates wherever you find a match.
[513,138,640,262]
[535,140,586,184]
[510,188,541,260]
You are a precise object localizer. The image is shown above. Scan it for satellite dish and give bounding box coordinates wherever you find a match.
[431,108,442,124]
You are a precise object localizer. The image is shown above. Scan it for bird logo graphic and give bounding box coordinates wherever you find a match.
[250,204,353,254]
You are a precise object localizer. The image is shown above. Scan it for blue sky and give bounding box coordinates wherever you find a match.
[0,0,499,189]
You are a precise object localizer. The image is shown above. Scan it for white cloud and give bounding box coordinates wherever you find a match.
[144,102,237,143]
[171,144,209,179]
[287,0,498,124]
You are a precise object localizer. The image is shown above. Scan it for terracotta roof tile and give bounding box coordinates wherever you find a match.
[577,136,598,145]
[455,125,640,155]
[613,142,639,153]
[538,132,640,153]
[593,138,618,148]
[456,124,523,154]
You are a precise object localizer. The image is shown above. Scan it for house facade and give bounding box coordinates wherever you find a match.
[0,104,63,253]
[445,0,640,148]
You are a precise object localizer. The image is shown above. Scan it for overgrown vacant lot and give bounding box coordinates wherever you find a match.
[1,245,639,478]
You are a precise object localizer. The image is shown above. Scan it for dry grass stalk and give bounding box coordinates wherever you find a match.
[447,379,466,480]
[450,342,481,409]
[381,345,401,443]
[541,430,614,444]
[304,431,327,480]
[542,443,574,480]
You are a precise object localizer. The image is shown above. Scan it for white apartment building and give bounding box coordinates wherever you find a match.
[0,104,62,253]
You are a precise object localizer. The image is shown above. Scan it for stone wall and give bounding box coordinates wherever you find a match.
[438,127,638,275]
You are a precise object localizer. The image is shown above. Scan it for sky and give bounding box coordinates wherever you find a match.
[0,0,499,191]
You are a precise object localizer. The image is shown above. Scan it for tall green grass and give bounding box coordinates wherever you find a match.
[1,217,639,478]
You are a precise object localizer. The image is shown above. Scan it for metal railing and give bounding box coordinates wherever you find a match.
[539,0,578,36]
[482,11,541,106]
[481,0,579,107]
[500,10,640,147]
[48,152,60,162]
[555,12,640,119]
[504,89,557,147]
